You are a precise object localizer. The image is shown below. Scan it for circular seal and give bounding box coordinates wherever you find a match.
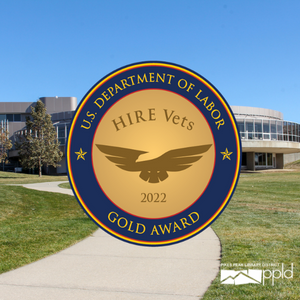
[67,61,241,246]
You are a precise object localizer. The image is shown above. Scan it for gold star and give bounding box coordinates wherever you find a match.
[221,148,233,160]
[75,148,87,160]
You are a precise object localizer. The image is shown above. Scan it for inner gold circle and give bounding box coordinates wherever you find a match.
[92,89,215,218]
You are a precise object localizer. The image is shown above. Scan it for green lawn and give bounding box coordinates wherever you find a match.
[1,170,299,300]
[58,182,71,189]
[0,172,97,274]
[285,159,300,169]
[0,171,68,184]
[203,171,300,300]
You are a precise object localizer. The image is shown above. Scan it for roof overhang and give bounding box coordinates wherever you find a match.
[241,140,300,154]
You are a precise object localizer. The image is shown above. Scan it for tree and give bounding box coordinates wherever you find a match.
[17,100,63,177]
[0,122,12,171]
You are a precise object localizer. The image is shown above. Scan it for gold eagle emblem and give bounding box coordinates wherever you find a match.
[96,144,212,183]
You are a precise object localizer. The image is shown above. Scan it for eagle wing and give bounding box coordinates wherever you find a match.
[96,144,147,171]
[96,144,212,183]
[156,144,212,171]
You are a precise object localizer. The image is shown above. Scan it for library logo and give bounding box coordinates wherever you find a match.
[221,264,293,286]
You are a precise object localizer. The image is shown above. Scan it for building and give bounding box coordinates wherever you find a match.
[0,97,76,173]
[1,98,300,173]
[232,106,300,170]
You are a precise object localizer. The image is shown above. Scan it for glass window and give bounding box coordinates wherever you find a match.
[255,153,266,166]
[288,122,292,135]
[0,115,5,122]
[267,153,273,166]
[271,134,277,140]
[260,154,266,165]
[242,152,247,166]
[263,120,270,133]
[271,121,276,133]
[255,133,263,140]
[57,125,67,145]
[6,114,13,122]
[283,122,287,134]
[14,114,21,121]
[254,120,262,139]
[292,123,295,135]
[246,120,254,132]
[237,120,246,139]
[255,120,262,133]
[271,121,277,140]
[58,126,65,138]
[245,120,253,139]
[58,138,65,145]
[237,120,245,133]
[277,121,283,134]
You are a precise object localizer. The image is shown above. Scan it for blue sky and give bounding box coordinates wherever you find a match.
[1,0,300,122]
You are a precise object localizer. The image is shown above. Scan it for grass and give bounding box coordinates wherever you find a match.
[58,182,71,189]
[1,170,299,299]
[0,171,97,274]
[203,171,300,300]
[0,171,68,184]
[285,159,300,169]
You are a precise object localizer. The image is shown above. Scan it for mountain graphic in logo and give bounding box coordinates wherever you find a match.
[221,269,262,285]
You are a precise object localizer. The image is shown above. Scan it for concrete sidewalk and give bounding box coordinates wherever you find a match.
[22,181,74,196]
[0,182,221,300]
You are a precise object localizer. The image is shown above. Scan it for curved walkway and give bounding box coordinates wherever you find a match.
[0,182,221,300]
